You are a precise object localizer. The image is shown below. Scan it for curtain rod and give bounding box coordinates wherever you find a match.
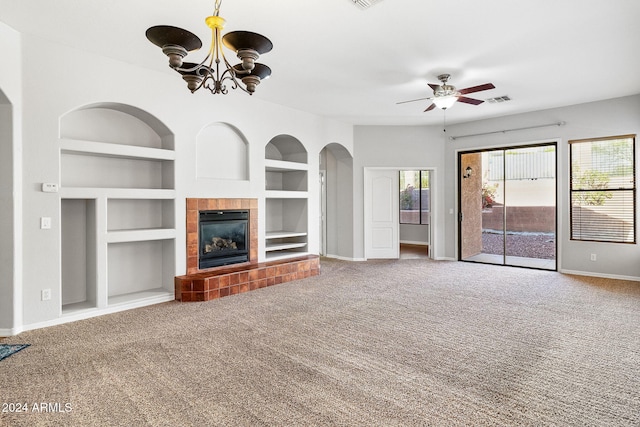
[449,121,566,141]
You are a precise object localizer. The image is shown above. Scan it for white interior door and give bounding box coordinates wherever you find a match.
[364,168,399,259]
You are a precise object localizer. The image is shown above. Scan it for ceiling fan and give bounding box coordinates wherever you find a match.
[397,74,495,112]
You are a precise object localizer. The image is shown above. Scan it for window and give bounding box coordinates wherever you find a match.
[569,135,635,243]
[399,170,430,224]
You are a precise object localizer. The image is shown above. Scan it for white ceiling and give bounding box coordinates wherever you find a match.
[1,0,639,126]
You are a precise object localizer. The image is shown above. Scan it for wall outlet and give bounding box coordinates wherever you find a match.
[41,289,51,301]
[40,217,52,229]
[41,183,59,193]
[590,253,597,261]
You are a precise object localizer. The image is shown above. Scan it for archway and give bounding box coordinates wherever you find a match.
[0,88,15,333]
[319,143,353,259]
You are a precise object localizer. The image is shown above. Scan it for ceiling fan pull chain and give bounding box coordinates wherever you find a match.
[443,110,447,133]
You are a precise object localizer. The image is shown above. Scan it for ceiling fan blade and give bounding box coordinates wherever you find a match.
[424,103,436,112]
[396,96,433,105]
[428,83,441,91]
[457,96,484,105]
[458,83,495,95]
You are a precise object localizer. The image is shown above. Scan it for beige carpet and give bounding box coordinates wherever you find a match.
[1,258,639,426]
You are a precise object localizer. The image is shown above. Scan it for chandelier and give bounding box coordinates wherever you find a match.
[145,0,272,95]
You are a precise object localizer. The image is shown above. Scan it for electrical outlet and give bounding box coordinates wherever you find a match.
[40,217,52,229]
[41,289,51,301]
[590,253,597,261]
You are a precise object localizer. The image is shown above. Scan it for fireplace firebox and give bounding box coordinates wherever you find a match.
[199,210,249,269]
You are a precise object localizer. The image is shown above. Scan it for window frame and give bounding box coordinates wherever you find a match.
[399,170,430,225]
[569,134,636,244]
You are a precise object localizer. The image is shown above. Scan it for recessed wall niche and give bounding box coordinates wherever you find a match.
[59,103,176,314]
[196,122,249,181]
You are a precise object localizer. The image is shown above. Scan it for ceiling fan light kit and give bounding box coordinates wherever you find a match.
[399,73,496,112]
[146,0,272,95]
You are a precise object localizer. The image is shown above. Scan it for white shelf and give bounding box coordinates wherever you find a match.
[107,288,175,307]
[265,241,307,252]
[62,301,97,316]
[265,190,309,199]
[60,187,176,199]
[106,228,176,243]
[265,159,309,172]
[265,251,311,261]
[60,138,175,161]
[266,231,308,239]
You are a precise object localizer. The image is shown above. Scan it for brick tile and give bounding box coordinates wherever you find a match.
[207,277,220,290]
[193,279,205,292]
[239,272,249,283]
[229,273,240,285]
[219,287,230,297]
[186,198,198,210]
[187,244,198,257]
[180,281,193,292]
[229,285,239,295]
[219,275,230,288]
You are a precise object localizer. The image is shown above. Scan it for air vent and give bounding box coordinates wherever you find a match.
[486,95,511,103]
[351,0,384,10]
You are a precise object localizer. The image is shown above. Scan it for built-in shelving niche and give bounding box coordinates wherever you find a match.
[264,135,309,261]
[60,104,176,316]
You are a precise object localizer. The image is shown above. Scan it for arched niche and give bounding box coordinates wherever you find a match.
[59,103,174,189]
[0,88,15,331]
[196,122,249,181]
[60,102,173,149]
[320,143,354,258]
[265,135,307,163]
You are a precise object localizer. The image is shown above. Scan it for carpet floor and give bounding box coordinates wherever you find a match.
[1,258,639,426]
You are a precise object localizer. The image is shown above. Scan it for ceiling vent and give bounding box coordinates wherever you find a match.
[486,95,511,104]
[351,0,384,10]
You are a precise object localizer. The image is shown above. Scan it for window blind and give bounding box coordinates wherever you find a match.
[569,135,635,243]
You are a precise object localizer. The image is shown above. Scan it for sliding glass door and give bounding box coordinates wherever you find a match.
[459,143,556,270]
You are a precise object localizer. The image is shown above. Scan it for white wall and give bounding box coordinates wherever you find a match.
[13,32,352,330]
[353,126,447,260]
[445,95,640,279]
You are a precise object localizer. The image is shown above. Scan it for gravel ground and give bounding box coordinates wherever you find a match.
[482,231,556,259]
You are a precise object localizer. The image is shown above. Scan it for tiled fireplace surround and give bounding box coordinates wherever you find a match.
[174,198,320,302]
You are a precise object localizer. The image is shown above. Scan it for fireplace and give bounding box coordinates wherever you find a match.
[198,210,249,269]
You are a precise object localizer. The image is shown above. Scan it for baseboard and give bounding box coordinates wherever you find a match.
[0,327,23,338]
[559,269,640,282]
[434,257,456,261]
[16,294,176,335]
